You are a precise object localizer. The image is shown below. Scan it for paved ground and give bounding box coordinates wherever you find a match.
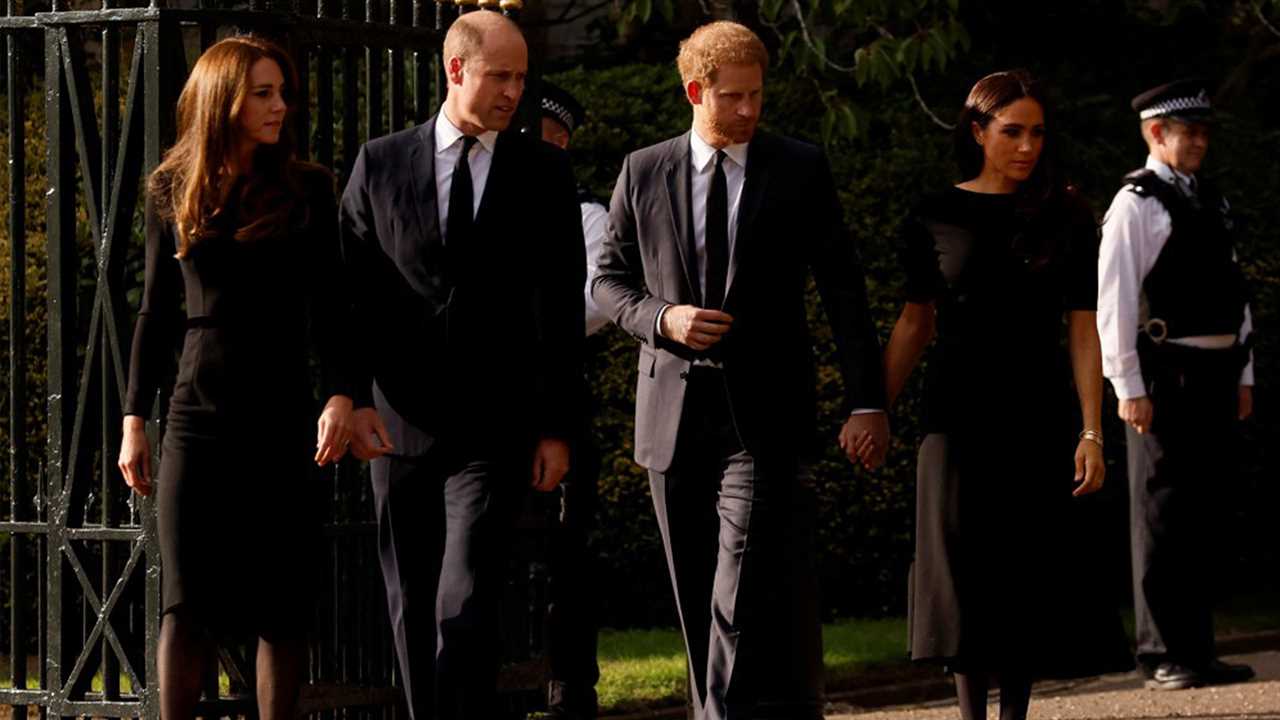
[828,651,1280,720]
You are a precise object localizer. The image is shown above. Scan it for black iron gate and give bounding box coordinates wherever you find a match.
[0,2,542,718]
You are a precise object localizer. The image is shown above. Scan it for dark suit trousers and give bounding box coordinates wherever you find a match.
[546,429,602,690]
[370,442,529,720]
[1128,346,1239,670]
[648,368,823,720]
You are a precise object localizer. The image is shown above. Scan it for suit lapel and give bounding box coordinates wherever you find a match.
[726,133,771,304]
[664,133,700,305]
[475,130,510,227]
[409,117,443,255]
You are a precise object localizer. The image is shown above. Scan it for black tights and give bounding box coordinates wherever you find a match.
[953,672,1033,720]
[158,609,306,720]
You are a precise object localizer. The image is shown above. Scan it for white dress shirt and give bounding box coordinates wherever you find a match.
[434,110,499,240]
[583,201,611,336]
[1097,155,1255,400]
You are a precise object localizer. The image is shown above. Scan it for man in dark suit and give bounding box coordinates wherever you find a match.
[339,10,585,719]
[592,21,888,720]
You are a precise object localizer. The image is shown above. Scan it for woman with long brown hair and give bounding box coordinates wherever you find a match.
[116,36,355,720]
[883,70,1132,719]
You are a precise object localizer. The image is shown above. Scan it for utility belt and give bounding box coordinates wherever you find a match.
[1137,320,1253,381]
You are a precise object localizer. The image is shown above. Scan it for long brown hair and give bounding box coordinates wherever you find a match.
[148,35,305,257]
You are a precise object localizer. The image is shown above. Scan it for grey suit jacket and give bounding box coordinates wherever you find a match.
[592,130,885,472]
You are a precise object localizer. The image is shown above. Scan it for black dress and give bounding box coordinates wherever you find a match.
[124,167,354,636]
[902,187,1133,678]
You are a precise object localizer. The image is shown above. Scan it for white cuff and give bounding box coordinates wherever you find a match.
[1109,373,1148,401]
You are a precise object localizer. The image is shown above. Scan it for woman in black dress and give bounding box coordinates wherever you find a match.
[116,37,356,720]
[883,70,1132,720]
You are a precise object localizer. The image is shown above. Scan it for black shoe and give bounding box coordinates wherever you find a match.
[547,681,598,720]
[1144,662,1205,690]
[1204,659,1255,686]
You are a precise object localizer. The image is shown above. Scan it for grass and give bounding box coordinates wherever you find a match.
[597,617,910,714]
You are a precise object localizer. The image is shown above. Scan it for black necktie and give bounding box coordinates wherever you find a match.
[705,150,729,310]
[446,135,479,268]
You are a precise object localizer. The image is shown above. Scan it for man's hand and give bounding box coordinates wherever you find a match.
[838,412,890,470]
[532,438,571,492]
[118,415,153,497]
[350,407,394,461]
[1239,385,1253,421]
[659,305,733,351]
[1119,396,1154,434]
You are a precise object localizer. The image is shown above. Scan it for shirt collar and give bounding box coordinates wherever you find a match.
[1145,155,1195,188]
[690,127,749,172]
[435,109,498,155]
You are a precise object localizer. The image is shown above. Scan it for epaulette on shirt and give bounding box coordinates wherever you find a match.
[1123,168,1160,197]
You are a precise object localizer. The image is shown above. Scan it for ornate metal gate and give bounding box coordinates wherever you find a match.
[0,2,536,718]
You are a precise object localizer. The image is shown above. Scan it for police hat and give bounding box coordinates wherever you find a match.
[540,81,585,134]
[1131,79,1212,123]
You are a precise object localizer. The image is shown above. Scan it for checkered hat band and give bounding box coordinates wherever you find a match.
[1140,94,1211,119]
[542,98,576,132]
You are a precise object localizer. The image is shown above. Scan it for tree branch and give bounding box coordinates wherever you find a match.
[1256,2,1280,40]
[790,0,856,72]
[906,72,955,130]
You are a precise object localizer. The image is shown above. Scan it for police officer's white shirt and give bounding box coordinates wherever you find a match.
[583,201,610,336]
[434,110,498,237]
[1097,155,1255,401]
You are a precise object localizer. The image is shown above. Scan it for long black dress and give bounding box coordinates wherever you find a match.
[124,166,354,637]
[903,186,1133,678]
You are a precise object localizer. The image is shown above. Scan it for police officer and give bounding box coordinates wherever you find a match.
[1098,79,1257,691]
[538,80,606,719]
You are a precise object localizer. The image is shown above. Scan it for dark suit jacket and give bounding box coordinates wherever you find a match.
[340,115,585,455]
[592,130,885,472]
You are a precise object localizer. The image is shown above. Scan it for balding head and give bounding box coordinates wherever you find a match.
[442,11,528,134]
[442,11,524,70]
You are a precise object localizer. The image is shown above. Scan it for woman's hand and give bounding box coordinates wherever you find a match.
[315,395,355,465]
[118,415,154,497]
[1072,438,1105,497]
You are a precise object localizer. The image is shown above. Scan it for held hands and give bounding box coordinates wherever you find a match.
[349,407,394,461]
[532,437,570,493]
[1073,437,1105,497]
[315,395,356,465]
[1118,396,1154,435]
[118,415,153,497]
[838,412,890,471]
[660,305,733,351]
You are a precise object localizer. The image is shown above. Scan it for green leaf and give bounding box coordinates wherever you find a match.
[839,102,858,137]
[761,0,785,22]
[657,0,675,23]
[634,0,652,23]
[821,107,837,145]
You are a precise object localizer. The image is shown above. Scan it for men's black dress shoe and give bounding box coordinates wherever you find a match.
[1205,659,1255,685]
[1144,662,1204,690]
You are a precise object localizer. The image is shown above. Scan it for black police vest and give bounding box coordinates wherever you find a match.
[1123,169,1248,338]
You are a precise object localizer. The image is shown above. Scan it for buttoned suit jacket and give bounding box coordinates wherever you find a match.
[340,116,585,455]
[592,130,885,472]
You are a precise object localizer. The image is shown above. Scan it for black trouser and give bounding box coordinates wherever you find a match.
[545,431,602,693]
[648,368,823,720]
[1128,342,1243,670]
[370,442,529,720]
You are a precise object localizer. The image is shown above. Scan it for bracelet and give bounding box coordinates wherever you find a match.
[1079,429,1104,448]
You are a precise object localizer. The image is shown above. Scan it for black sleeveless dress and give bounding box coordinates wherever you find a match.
[124,167,355,636]
[902,187,1133,678]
